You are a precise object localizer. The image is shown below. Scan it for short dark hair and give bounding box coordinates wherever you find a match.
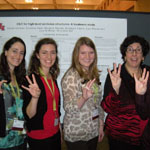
[120,35,150,61]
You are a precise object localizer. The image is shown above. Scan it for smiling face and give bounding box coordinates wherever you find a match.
[5,41,25,71]
[125,42,144,69]
[36,44,57,71]
[78,44,95,71]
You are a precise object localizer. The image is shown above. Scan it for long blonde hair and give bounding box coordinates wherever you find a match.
[71,37,100,84]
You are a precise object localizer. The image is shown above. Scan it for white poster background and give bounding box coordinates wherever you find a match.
[0,17,127,122]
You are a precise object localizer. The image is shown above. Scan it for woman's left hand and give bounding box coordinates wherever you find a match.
[82,78,95,101]
[134,68,149,95]
[98,126,104,142]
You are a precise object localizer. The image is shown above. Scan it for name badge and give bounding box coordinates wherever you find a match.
[92,109,99,120]
[12,119,24,131]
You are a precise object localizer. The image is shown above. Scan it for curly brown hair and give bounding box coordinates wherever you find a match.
[120,35,150,61]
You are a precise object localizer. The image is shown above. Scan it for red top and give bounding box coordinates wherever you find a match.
[27,77,60,139]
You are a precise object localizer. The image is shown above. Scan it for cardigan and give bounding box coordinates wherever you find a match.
[22,73,61,132]
[135,68,150,150]
[61,68,104,142]
[101,63,148,145]
[0,76,25,148]
[0,94,6,137]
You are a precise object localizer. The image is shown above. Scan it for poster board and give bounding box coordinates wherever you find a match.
[0,10,149,122]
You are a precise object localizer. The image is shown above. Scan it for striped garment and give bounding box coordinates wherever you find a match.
[101,63,148,145]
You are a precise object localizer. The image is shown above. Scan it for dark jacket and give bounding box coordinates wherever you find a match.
[22,73,61,132]
[135,70,150,150]
[0,94,6,137]
[101,63,148,145]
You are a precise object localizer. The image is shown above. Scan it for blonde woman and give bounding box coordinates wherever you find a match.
[61,37,104,150]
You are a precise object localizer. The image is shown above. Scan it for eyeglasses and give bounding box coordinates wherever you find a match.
[126,46,142,54]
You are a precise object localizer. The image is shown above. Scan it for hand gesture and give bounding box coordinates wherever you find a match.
[134,68,149,95]
[0,80,7,94]
[22,74,41,99]
[82,78,95,101]
[108,63,121,95]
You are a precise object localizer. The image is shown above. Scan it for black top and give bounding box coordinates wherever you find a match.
[0,94,6,137]
[101,63,150,145]
[22,73,61,132]
[135,69,150,150]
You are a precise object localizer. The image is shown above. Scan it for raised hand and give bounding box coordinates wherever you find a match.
[108,63,122,95]
[82,78,96,101]
[134,68,149,95]
[0,80,7,94]
[22,74,41,99]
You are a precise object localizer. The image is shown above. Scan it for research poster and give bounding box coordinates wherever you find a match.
[0,17,127,122]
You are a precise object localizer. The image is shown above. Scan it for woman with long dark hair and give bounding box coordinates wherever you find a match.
[0,37,27,150]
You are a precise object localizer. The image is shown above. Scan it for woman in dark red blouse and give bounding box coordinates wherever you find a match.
[101,35,150,150]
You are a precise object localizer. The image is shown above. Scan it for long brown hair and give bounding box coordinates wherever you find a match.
[0,37,26,86]
[28,38,60,80]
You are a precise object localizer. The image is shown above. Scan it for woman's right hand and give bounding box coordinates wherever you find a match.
[0,80,7,94]
[108,63,122,95]
[82,78,96,101]
[78,79,96,109]
[22,74,41,99]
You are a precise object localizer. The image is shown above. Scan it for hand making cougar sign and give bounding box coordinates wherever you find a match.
[134,68,149,95]
[22,74,41,99]
[107,63,122,95]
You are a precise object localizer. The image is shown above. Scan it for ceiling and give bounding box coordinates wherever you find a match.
[0,0,103,10]
[0,0,149,12]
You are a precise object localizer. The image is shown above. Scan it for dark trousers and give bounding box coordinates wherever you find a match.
[27,131,61,150]
[65,136,98,150]
[108,136,142,150]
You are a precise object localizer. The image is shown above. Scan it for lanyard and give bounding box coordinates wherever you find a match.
[93,83,98,104]
[10,75,21,118]
[39,68,57,112]
[10,75,20,99]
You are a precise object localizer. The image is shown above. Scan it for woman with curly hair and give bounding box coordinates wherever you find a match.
[101,35,150,150]
[22,38,61,150]
[0,37,27,150]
